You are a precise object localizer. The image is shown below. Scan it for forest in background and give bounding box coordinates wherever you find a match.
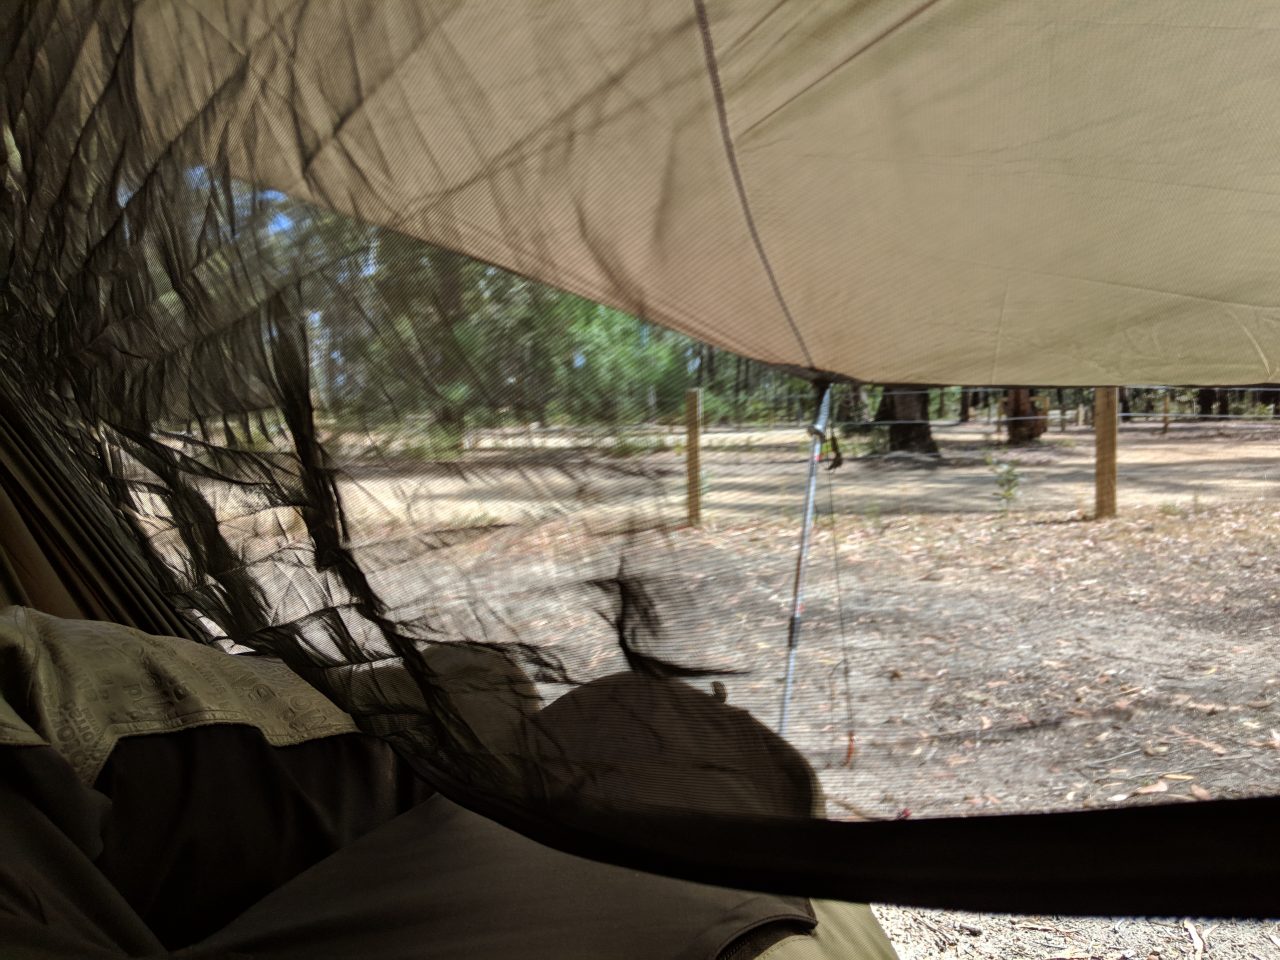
[237,186,1280,457]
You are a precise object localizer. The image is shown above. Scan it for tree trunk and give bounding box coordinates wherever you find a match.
[429,250,468,441]
[1261,388,1280,417]
[732,356,744,426]
[833,383,853,429]
[851,385,865,427]
[1216,389,1230,418]
[874,386,938,453]
[1006,388,1047,445]
[1196,388,1216,419]
[958,388,971,423]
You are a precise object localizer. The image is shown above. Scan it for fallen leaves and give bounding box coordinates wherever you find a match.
[1105,771,1218,804]
[1009,920,1075,935]
[1107,780,1168,802]
[1170,726,1229,756]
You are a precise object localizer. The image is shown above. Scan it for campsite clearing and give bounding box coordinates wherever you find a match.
[344,418,1280,959]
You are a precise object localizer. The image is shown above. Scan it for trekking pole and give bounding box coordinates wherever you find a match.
[778,380,832,736]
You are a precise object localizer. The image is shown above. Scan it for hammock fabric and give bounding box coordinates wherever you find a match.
[1,0,1278,919]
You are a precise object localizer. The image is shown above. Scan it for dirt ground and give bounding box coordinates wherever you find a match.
[715,420,1279,960]
[334,417,1280,529]
[406,419,1278,959]
[819,423,1280,960]
[800,488,1280,959]
[717,421,1280,959]
[284,419,1280,957]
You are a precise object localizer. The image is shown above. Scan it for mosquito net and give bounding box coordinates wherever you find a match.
[1,0,1277,917]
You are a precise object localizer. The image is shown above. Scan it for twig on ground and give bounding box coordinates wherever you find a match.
[1183,919,1205,960]
[825,796,884,821]
[1009,921,1076,935]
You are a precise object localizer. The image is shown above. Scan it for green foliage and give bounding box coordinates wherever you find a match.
[857,429,889,456]
[1244,401,1275,419]
[601,432,670,458]
[254,193,820,441]
[985,453,1021,514]
[399,424,467,461]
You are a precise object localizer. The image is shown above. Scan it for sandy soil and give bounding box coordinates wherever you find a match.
[369,419,1280,959]
[329,418,1280,530]
[201,418,1280,957]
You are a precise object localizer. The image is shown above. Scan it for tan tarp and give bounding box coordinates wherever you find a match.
[114,0,1280,386]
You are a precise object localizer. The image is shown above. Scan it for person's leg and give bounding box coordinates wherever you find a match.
[744,901,898,960]
[0,745,160,959]
[187,793,817,960]
[190,673,899,960]
[94,725,434,949]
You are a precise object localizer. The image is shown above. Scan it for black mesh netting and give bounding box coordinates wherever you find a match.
[1,0,1277,916]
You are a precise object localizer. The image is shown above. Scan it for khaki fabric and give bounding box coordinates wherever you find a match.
[761,902,898,960]
[190,794,824,960]
[0,611,891,958]
[108,0,1280,386]
[0,607,358,783]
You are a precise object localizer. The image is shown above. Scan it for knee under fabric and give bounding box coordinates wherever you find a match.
[520,672,825,819]
[0,611,898,959]
[189,673,899,960]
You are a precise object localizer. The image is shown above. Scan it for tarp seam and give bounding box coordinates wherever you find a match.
[691,0,812,369]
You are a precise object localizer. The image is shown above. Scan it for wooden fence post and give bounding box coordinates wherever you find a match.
[1094,387,1118,519]
[685,388,702,527]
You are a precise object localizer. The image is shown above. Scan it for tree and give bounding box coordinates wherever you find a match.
[1261,388,1280,417]
[1196,388,1216,419]
[1005,388,1047,445]
[874,386,938,453]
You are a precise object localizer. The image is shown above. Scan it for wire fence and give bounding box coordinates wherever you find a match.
[728,386,1280,432]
